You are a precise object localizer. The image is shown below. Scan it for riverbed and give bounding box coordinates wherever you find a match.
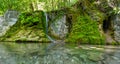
[0,42,119,64]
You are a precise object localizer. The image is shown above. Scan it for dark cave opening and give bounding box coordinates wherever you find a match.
[102,16,115,43]
[102,17,112,33]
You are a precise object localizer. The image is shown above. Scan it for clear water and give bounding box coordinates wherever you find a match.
[0,42,120,64]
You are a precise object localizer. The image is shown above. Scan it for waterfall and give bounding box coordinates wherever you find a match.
[44,11,68,51]
[44,12,55,43]
[44,12,68,42]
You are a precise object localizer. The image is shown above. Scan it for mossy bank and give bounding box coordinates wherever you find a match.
[0,11,49,42]
[0,0,119,45]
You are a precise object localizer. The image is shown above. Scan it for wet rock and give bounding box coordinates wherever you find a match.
[102,46,120,64]
[47,12,68,40]
[112,14,120,42]
[88,53,103,62]
[0,10,19,37]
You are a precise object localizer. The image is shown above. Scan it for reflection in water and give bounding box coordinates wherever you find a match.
[0,42,46,64]
[0,42,120,64]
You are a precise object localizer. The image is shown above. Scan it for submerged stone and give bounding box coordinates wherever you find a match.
[88,53,103,62]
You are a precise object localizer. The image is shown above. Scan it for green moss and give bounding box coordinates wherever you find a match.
[66,15,105,44]
[65,0,106,45]
[19,10,45,29]
[0,11,49,42]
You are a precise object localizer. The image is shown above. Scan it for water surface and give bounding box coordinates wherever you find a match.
[0,42,119,64]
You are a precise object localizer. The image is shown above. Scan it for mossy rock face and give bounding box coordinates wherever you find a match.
[19,10,46,28]
[65,0,109,44]
[0,0,117,44]
[0,11,49,42]
[66,14,105,44]
[2,28,49,42]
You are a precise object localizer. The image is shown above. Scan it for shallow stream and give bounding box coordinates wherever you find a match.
[0,42,119,64]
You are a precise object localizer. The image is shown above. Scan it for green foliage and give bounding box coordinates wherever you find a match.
[19,11,45,28]
[0,0,38,15]
[0,0,78,14]
[2,11,43,39]
[42,0,78,11]
[66,15,105,44]
[0,11,49,42]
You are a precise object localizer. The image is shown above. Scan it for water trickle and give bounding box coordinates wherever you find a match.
[44,11,68,51]
[44,12,55,42]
